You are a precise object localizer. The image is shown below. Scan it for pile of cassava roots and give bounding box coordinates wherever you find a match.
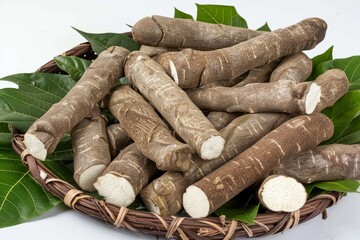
[23,15,360,218]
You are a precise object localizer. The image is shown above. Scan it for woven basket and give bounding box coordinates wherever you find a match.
[11,42,344,240]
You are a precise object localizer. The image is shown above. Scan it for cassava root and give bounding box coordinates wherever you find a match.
[108,85,193,172]
[132,15,262,50]
[186,69,348,114]
[275,144,360,183]
[183,113,334,218]
[157,17,327,89]
[71,108,111,192]
[94,143,157,207]
[258,175,307,212]
[24,46,129,160]
[125,52,225,160]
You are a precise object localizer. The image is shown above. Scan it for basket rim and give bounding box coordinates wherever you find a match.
[13,42,345,240]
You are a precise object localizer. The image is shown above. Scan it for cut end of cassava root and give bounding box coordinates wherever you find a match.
[79,164,107,192]
[23,134,47,160]
[169,60,179,85]
[258,175,307,212]
[94,173,136,207]
[200,135,225,160]
[183,186,210,218]
[305,83,322,114]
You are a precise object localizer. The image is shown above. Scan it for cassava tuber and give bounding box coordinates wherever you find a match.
[71,108,111,192]
[182,113,334,218]
[132,15,262,50]
[186,69,349,114]
[258,175,307,212]
[275,144,360,183]
[107,85,192,172]
[269,52,312,83]
[157,17,326,89]
[125,51,225,160]
[94,143,157,207]
[106,123,132,158]
[206,111,241,130]
[24,46,129,160]
[140,113,290,216]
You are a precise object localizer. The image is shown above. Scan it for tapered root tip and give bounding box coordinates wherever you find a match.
[24,133,47,160]
[305,83,321,114]
[200,135,225,160]
[183,186,210,218]
[79,164,107,192]
[258,175,307,212]
[94,173,136,207]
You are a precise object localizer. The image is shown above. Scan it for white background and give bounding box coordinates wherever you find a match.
[0,0,359,239]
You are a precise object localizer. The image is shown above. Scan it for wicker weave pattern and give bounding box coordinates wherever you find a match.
[11,43,344,240]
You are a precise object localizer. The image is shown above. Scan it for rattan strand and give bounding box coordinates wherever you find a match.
[11,42,345,239]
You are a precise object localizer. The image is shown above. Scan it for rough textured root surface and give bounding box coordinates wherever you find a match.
[94,143,157,207]
[206,111,241,130]
[276,144,360,183]
[108,85,192,172]
[235,59,281,87]
[158,17,327,89]
[310,69,349,113]
[125,51,224,160]
[139,45,172,61]
[270,52,312,83]
[71,108,111,192]
[186,69,349,114]
[24,46,129,160]
[258,175,307,212]
[132,15,262,50]
[106,123,132,158]
[140,113,290,216]
[183,113,334,218]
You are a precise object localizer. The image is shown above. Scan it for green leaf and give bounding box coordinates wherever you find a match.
[0,123,12,149]
[174,7,193,19]
[0,150,61,228]
[305,180,360,196]
[196,4,247,28]
[257,22,271,32]
[73,27,140,54]
[215,203,260,224]
[335,115,360,144]
[322,91,360,144]
[309,46,333,80]
[47,140,73,161]
[54,56,91,81]
[0,73,75,132]
[43,160,74,184]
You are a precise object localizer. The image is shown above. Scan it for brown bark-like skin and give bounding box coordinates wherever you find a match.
[100,143,158,195]
[270,52,312,83]
[72,108,111,192]
[132,15,262,50]
[106,123,132,158]
[206,112,241,130]
[158,17,327,89]
[185,113,334,217]
[277,144,360,183]
[235,60,281,87]
[140,113,290,216]
[25,46,129,157]
[125,52,224,160]
[108,85,192,172]
[186,69,348,114]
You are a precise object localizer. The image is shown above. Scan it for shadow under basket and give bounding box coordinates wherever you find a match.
[12,43,344,240]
